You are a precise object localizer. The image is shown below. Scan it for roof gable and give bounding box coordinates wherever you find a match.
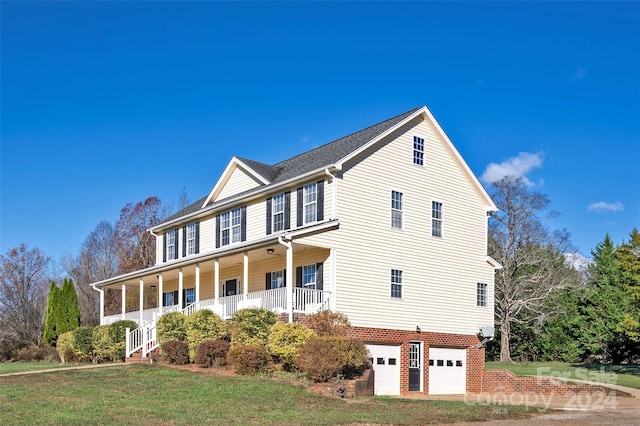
[202,157,272,206]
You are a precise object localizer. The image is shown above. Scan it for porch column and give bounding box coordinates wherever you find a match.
[243,251,249,299]
[121,283,126,320]
[286,243,293,323]
[158,274,163,316]
[99,288,104,326]
[139,279,144,325]
[195,263,200,303]
[214,258,220,301]
[178,268,183,309]
[330,248,336,311]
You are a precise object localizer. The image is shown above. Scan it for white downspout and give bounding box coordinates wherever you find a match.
[324,168,338,220]
[277,235,293,323]
[91,284,104,326]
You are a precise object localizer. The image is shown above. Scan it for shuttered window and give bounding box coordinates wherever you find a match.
[217,207,246,247]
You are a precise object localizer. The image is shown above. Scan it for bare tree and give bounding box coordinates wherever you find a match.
[489,176,580,362]
[63,220,119,325]
[114,196,166,274]
[0,244,51,345]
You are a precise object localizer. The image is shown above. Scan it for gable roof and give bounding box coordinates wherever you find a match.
[155,105,495,229]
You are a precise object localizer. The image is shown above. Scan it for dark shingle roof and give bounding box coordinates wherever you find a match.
[157,106,422,227]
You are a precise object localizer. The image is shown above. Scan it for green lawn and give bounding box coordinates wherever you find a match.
[486,361,640,390]
[0,365,538,425]
[0,362,77,375]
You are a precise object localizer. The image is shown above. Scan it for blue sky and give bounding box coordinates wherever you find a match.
[1,1,638,265]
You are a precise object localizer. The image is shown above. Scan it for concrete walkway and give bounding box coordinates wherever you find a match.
[0,362,128,377]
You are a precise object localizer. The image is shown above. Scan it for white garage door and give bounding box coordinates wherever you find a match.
[366,344,401,395]
[428,347,466,394]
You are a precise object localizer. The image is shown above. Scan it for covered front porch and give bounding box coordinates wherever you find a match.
[96,240,335,326]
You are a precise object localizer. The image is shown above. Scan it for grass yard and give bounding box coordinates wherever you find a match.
[485,361,640,390]
[0,364,538,425]
[0,362,77,375]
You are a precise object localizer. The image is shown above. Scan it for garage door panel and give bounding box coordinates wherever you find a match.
[428,347,466,395]
[366,344,400,396]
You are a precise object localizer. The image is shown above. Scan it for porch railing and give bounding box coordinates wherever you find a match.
[124,287,331,358]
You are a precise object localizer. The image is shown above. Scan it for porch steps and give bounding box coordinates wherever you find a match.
[126,349,154,364]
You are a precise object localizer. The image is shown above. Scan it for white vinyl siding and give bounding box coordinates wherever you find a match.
[328,115,495,335]
[216,167,262,201]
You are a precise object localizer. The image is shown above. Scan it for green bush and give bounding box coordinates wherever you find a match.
[266,322,315,369]
[108,320,139,362]
[157,312,187,344]
[306,310,350,337]
[194,339,230,368]
[56,331,75,364]
[72,327,94,362]
[161,340,190,365]
[330,336,369,378]
[185,309,228,360]
[227,344,271,375]
[295,336,343,382]
[92,326,112,363]
[230,308,277,346]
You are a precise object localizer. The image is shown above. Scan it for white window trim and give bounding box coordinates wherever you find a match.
[477,282,488,307]
[166,229,176,261]
[272,193,285,232]
[390,268,403,299]
[431,200,443,238]
[221,207,242,246]
[303,183,317,224]
[391,190,403,230]
[186,223,196,255]
[271,269,285,289]
[413,135,425,166]
[302,264,317,289]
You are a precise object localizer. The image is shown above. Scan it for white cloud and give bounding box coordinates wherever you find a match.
[587,201,624,213]
[571,67,588,80]
[481,152,544,186]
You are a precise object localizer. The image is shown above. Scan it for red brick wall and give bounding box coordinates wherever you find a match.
[482,370,606,395]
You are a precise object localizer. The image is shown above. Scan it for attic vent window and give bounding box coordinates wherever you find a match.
[413,136,425,166]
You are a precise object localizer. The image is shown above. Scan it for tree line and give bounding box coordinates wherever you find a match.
[0,195,186,359]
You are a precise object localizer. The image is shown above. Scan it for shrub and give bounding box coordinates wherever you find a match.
[0,337,22,362]
[161,340,190,365]
[230,308,277,346]
[185,309,228,360]
[157,312,187,344]
[92,325,113,363]
[306,310,350,337]
[266,322,315,369]
[330,336,369,378]
[108,320,139,361]
[194,339,230,368]
[295,336,343,382]
[73,327,94,362]
[14,345,46,362]
[56,331,75,364]
[227,344,271,375]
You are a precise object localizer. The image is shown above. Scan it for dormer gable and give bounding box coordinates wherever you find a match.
[202,157,278,207]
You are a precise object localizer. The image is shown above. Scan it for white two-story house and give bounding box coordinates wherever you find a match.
[91,105,499,395]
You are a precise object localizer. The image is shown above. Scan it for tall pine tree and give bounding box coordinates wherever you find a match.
[57,278,81,336]
[43,282,60,346]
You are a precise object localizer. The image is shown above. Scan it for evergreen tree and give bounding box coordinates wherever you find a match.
[56,278,81,335]
[43,282,60,346]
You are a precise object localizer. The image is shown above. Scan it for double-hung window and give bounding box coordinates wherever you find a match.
[269,270,285,289]
[303,264,317,289]
[413,136,425,166]
[432,201,443,237]
[391,269,403,299]
[186,223,196,255]
[272,193,285,232]
[391,191,403,229]
[166,229,177,261]
[477,283,488,307]
[219,207,244,247]
[303,183,317,224]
